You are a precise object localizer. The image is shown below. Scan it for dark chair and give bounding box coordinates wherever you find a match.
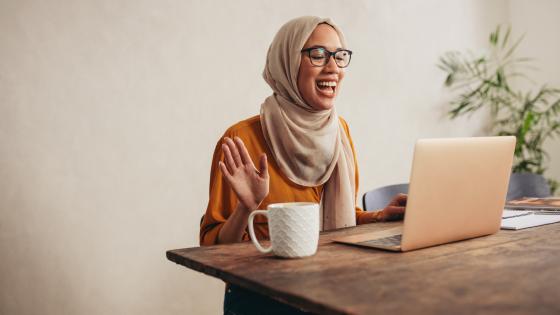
[362,183,409,211]
[506,172,551,201]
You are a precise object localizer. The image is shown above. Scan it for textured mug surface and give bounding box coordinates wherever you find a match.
[248,202,319,258]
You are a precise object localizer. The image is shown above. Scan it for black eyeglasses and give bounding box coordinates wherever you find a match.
[301,46,353,68]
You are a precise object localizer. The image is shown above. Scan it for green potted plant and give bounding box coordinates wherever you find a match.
[438,25,560,194]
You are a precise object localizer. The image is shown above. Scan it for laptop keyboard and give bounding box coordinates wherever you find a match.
[358,234,402,247]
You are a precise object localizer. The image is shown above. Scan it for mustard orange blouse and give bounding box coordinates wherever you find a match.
[199,115,369,246]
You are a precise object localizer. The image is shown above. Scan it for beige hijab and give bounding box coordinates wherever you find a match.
[260,16,356,231]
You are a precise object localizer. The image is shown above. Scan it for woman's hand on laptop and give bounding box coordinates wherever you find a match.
[358,194,407,224]
[378,194,407,221]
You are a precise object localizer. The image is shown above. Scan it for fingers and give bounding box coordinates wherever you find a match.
[218,160,233,182]
[259,153,268,179]
[389,193,407,207]
[383,206,405,221]
[386,206,405,215]
[234,137,254,167]
[223,137,243,167]
[222,143,237,173]
[222,136,267,177]
[394,193,407,206]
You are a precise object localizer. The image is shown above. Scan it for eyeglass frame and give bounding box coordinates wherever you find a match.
[300,46,353,68]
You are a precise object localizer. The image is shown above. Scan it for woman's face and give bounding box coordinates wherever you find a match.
[297,24,345,111]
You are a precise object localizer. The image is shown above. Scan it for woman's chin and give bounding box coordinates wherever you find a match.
[302,92,336,111]
[310,100,335,111]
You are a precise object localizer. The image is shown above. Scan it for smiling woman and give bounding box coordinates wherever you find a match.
[198,16,407,314]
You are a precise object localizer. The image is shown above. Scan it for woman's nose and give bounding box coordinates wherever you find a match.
[323,55,340,73]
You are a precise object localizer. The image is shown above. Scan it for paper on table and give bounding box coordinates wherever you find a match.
[502,209,531,219]
[501,212,560,230]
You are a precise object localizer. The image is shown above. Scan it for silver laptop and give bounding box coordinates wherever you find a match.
[334,136,516,252]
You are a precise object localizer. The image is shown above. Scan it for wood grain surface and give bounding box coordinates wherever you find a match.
[167,222,560,315]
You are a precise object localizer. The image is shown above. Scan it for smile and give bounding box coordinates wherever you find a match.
[316,80,337,97]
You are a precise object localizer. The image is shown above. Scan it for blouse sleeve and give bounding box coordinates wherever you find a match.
[199,130,249,246]
[339,117,368,224]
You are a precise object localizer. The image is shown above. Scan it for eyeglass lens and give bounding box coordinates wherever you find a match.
[309,48,351,67]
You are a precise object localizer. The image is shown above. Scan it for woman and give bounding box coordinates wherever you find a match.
[200,16,406,314]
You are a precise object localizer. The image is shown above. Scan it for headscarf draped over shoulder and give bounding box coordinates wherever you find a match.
[260,16,356,230]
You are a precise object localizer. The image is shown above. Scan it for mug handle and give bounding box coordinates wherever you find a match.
[248,210,272,254]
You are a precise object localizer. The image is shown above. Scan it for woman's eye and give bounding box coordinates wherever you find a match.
[311,56,326,60]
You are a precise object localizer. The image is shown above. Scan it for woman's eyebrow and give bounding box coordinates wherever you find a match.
[305,45,345,50]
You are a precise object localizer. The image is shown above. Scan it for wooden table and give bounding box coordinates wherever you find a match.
[167,222,560,315]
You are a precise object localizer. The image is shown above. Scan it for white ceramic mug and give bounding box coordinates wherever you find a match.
[248,202,320,258]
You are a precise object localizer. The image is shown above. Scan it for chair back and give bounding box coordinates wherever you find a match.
[506,172,551,201]
[362,183,409,211]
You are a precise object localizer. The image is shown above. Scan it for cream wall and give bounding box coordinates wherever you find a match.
[1,1,556,315]
[509,0,560,185]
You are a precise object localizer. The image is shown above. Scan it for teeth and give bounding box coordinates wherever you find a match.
[317,81,337,87]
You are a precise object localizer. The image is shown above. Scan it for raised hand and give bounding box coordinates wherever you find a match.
[218,137,269,211]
